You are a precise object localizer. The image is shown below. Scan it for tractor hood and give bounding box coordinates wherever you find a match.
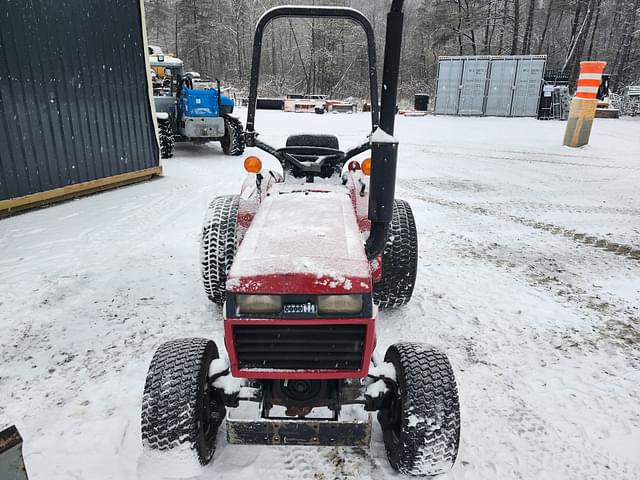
[227,187,372,294]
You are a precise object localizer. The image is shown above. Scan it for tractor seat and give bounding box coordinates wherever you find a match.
[282,134,344,179]
[286,134,339,150]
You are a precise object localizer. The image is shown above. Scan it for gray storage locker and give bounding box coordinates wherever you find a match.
[459,57,490,115]
[511,57,546,117]
[435,55,546,117]
[434,59,463,115]
[485,58,518,116]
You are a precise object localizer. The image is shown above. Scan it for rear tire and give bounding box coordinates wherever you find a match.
[141,338,225,466]
[378,343,460,477]
[159,118,175,159]
[201,195,239,305]
[373,199,418,308]
[221,116,245,156]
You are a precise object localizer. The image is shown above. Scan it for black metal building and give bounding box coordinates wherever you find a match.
[0,0,160,214]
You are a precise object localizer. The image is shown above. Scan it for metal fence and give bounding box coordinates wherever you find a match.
[435,55,546,117]
[538,71,571,121]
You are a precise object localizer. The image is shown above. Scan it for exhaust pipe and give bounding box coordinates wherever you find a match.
[365,0,404,259]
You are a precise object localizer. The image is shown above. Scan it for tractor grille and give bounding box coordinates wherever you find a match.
[233,324,367,370]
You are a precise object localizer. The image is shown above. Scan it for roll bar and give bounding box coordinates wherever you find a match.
[245,6,380,142]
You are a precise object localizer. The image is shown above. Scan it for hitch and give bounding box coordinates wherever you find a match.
[227,411,371,446]
[220,377,378,446]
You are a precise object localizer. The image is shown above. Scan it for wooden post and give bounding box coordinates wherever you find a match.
[563,98,598,147]
[563,61,606,148]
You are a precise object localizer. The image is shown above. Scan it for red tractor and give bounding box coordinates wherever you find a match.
[141,2,460,476]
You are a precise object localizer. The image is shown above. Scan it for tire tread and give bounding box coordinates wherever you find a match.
[374,199,418,308]
[382,342,461,476]
[141,338,218,465]
[159,119,175,159]
[200,195,239,305]
[221,116,245,156]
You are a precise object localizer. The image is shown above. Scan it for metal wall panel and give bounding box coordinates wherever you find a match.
[485,59,517,116]
[434,59,463,115]
[0,0,158,202]
[511,57,546,117]
[458,57,490,115]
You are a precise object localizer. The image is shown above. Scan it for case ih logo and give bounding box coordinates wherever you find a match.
[283,302,317,314]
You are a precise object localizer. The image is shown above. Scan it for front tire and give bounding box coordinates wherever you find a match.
[201,195,240,305]
[373,199,418,308]
[141,338,225,466]
[378,343,460,477]
[220,116,245,156]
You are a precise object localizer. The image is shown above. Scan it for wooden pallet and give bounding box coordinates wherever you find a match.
[595,108,620,119]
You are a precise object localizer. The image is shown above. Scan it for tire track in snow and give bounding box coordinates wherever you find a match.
[439,235,640,359]
[405,212,640,479]
[400,180,640,263]
[0,151,233,275]
[475,199,640,218]
[267,444,377,480]
[401,176,639,356]
[402,179,640,359]
[278,446,319,479]
[406,145,640,171]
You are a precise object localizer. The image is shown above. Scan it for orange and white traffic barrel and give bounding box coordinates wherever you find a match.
[575,61,607,99]
[563,61,607,147]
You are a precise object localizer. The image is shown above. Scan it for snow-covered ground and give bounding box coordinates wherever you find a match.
[1,110,639,479]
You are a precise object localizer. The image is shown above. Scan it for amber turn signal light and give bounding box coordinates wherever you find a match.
[244,156,262,173]
[361,158,371,176]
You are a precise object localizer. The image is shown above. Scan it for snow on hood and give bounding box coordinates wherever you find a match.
[227,187,371,294]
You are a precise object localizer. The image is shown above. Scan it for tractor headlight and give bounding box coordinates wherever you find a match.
[236,295,282,314]
[318,295,363,314]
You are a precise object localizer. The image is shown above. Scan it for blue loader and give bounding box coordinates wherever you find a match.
[175,77,245,156]
[149,49,245,158]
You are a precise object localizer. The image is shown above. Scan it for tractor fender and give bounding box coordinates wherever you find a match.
[343,169,371,233]
[236,170,283,244]
[343,170,383,282]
